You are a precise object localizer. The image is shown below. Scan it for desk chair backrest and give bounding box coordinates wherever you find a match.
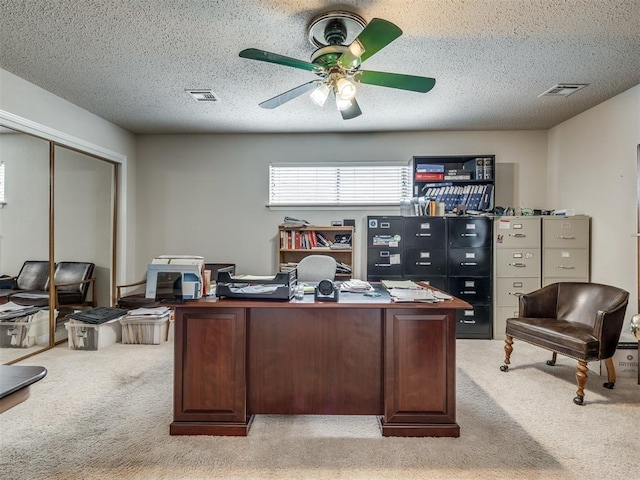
[296,255,337,282]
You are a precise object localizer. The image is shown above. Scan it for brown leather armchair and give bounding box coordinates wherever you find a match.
[500,282,629,405]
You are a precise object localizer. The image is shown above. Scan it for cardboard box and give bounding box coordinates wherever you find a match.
[600,342,638,378]
[65,319,122,350]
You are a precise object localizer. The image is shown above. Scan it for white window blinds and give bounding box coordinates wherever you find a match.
[269,163,410,206]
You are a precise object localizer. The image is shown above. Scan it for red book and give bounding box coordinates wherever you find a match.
[415,172,445,181]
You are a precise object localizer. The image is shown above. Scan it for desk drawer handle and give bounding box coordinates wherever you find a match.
[509,233,526,238]
[556,235,576,240]
[460,262,478,266]
[509,262,526,267]
[556,265,575,269]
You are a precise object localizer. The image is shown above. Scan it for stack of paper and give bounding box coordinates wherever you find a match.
[340,280,374,293]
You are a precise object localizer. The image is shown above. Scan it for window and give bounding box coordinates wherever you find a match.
[0,161,5,204]
[269,163,410,206]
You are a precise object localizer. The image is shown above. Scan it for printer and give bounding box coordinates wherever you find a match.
[145,255,205,300]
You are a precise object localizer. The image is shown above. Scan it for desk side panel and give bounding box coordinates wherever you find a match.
[383,309,458,436]
[172,308,247,429]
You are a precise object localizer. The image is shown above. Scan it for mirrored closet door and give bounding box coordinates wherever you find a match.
[0,126,52,363]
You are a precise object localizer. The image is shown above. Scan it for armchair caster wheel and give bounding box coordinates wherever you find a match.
[546,360,556,366]
[500,365,509,372]
[603,382,615,389]
[573,395,584,405]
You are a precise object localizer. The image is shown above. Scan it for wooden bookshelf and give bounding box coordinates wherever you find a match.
[277,225,354,279]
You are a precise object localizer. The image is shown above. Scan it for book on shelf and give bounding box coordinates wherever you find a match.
[462,157,484,180]
[415,164,445,173]
[415,172,444,181]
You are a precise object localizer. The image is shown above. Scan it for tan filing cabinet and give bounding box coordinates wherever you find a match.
[542,216,590,286]
[493,216,542,339]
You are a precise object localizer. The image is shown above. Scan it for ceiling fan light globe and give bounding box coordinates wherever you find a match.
[310,84,331,106]
[336,77,357,100]
[335,96,353,111]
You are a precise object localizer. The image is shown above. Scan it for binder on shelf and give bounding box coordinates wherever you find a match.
[482,157,494,180]
[462,158,484,180]
[415,164,445,173]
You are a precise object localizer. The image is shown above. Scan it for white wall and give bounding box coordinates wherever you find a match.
[548,84,640,341]
[0,68,138,282]
[135,130,548,278]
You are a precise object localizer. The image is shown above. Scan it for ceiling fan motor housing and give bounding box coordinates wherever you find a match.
[324,19,347,45]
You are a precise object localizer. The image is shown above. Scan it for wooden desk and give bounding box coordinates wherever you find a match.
[0,365,47,413]
[170,290,470,437]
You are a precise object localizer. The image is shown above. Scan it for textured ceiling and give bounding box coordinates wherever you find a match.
[1,0,639,134]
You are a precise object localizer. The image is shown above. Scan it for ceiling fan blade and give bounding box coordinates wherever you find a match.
[338,18,402,68]
[259,81,320,109]
[240,48,323,73]
[340,97,362,120]
[355,70,436,93]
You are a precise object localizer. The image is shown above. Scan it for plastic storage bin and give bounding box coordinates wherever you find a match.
[120,315,169,345]
[65,318,122,350]
[0,309,50,348]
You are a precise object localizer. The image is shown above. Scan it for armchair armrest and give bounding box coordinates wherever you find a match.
[116,279,147,299]
[519,283,559,318]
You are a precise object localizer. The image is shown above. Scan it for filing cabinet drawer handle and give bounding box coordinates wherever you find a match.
[462,319,476,324]
[508,262,526,267]
[556,235,576,240]
[416,262,432,266]
[461,233,478,237]
[460,262,478,266]
[508,291,524,297]
[416,233,432,237]
[556,265,575,269]
[374,264,391,267]
[461,290,476,295]
[508,233,526,238]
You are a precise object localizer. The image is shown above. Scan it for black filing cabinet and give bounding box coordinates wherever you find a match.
[366,216,404,281]
[448,216,493,339]
[402,217,447,290]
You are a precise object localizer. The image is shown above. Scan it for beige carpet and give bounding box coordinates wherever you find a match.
[1,339,638,480]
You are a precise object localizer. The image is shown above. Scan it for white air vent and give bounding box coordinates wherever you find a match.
[539,84,588,97]
[186,89,220,102]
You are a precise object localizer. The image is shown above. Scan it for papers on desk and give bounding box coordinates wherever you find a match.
[380,279,424,290]
[388,288,453,303]
[340,280,374,293]
[229,284,284,294]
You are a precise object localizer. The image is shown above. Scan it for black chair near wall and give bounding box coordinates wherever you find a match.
[10,262,96,312]
[500,282,629,405]
[0,261,50,303]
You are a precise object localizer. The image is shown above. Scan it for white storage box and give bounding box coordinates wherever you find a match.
[120,314,169,345]
[0,309,50,348]
[65,318,122,350]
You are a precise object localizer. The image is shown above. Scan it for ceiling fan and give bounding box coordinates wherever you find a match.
[239,11,436,120]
